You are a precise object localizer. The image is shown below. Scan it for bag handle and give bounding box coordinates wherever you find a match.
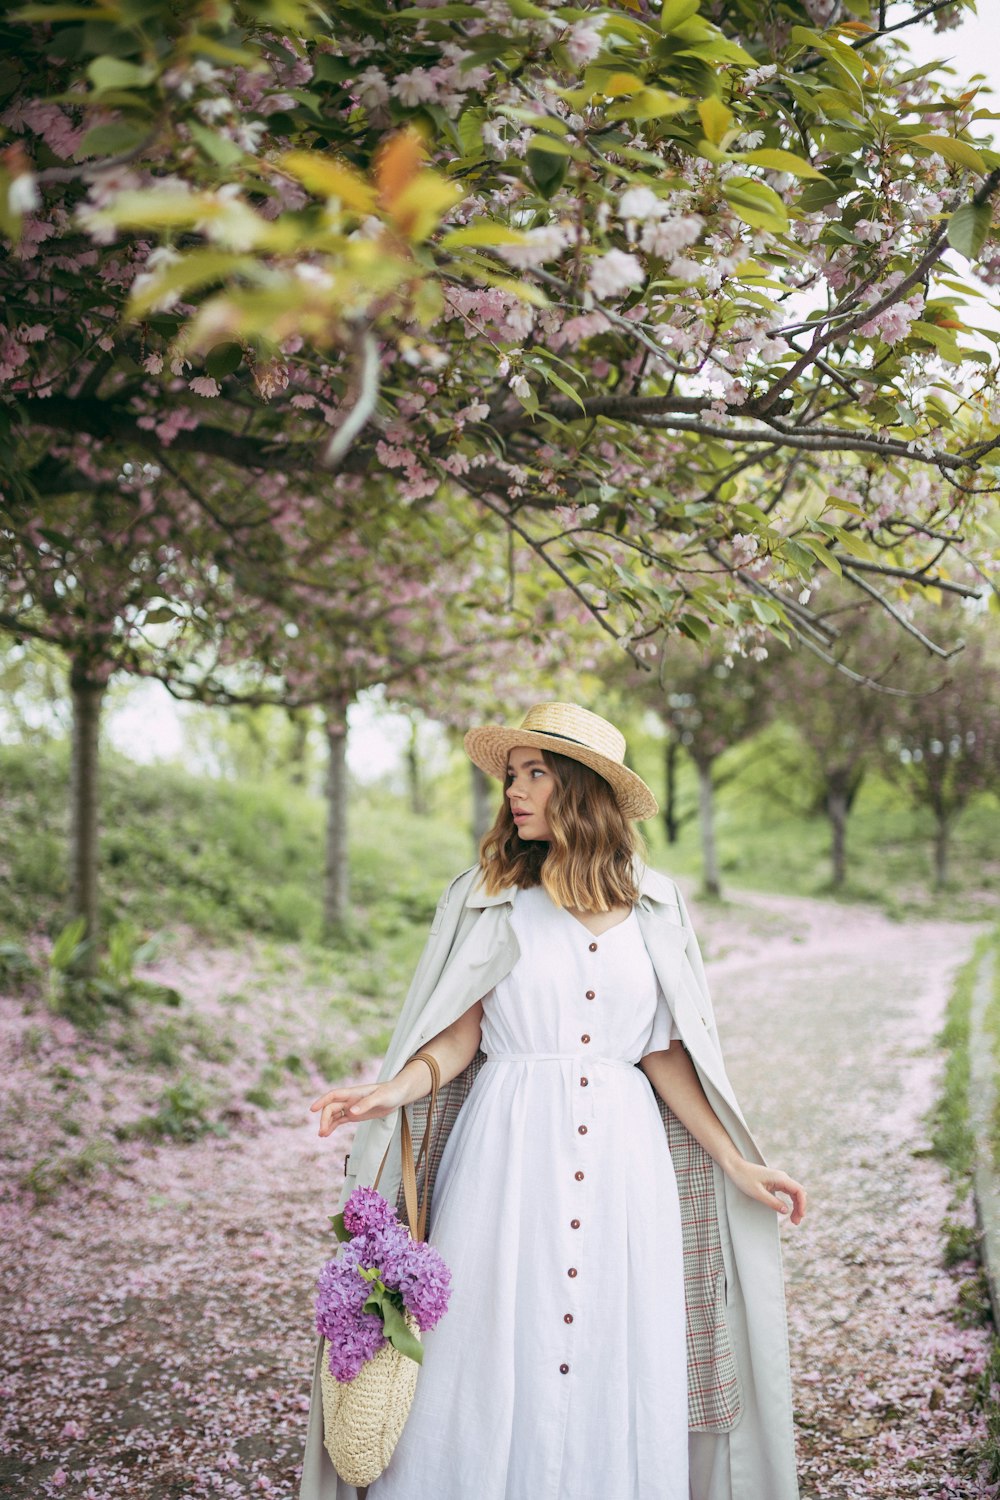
[373,1050,441,1244]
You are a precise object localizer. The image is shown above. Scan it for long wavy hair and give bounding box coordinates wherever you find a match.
[478,749,644,911]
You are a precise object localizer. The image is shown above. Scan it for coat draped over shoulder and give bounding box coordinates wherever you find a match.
[300,866,799,1500]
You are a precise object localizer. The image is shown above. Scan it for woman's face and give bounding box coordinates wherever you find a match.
[505,746,555,841]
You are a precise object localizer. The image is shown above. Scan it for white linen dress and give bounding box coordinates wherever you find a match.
[367,884,689,1500]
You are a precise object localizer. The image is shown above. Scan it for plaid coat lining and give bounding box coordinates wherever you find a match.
[399,1049,740,1433]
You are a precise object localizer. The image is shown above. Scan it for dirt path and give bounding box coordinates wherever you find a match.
[0,891,991,1499]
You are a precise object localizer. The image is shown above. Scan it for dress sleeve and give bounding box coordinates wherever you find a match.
[641,978,681,1057]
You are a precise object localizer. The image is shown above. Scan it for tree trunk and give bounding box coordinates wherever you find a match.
[827,781,849,889]
[69,656,105,975]
[287,708,310,787]
[933,814,951,890]
[323,696,351,940]
[696,759,721,899]
[471,762,493,857]
[407,718,427,816]
[663,737,679,845]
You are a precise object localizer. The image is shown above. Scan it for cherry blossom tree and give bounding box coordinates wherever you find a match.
[1,0,997,675]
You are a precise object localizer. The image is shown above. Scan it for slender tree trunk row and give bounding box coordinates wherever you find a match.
[695,758,721,899]
[69,655,104,976]
[323,696,351,938]
[471,762,493,857]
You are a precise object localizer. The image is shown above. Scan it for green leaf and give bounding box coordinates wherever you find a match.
[677,613,712,642]
[440,224,527,250]
[660,0,700,30]
[779,539,821,571]
[87,55,156,92]
[801,537,842,576]
[750,597,782,624]
[526,146,568,199]
[946,201,992,259]
[908,320,962,359]
[738,148,826,180]
[313,54,354,84]
[128,248,253,317]
[329,1212,350,1242]
[379,1298,423,1365]
[205,342,243,380]
[697,95,733,146]
[76,121,147,158]
[188,122,244,168]
[606,87,689,122]
[722,177,789,232]
[910,134,986,175]
[535,364,586,412]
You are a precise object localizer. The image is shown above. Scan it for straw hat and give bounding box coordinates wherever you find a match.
[464,702,658,821]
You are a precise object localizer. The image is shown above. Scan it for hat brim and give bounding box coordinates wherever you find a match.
[463,726,658,821]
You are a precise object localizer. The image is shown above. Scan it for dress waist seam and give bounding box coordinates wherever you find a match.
[483,1051,639,1069]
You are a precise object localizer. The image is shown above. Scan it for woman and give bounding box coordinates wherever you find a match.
[301,703,806,1500]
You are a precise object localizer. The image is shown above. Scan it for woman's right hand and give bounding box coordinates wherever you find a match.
[310,1079,405,1137]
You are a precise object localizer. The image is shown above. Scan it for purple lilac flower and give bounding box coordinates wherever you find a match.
[354,1218,413,1274]
[393,1241,452,1331]
[315,1257,386,1382]
[315,1190,452,1381]
[341,1185,397,1236]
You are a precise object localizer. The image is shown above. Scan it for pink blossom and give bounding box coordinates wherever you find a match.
[618,186,663,221]
[565,21,603,67]
[143,353,164,375]
[498,224,572,269]
[392,67,438,107]
[640,214,704,258]
[356,66,389,110]
[188,376,220,397]
[587,249,644,300]
[8,173,40,214]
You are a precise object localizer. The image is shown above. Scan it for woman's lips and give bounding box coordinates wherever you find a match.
[512,811,530,821]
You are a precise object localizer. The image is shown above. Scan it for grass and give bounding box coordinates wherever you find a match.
[928,936,986,1186]
[2,730,996,962]
[929,927,1000,1480]
[20,1138,120,1203]
[0,740,471,951]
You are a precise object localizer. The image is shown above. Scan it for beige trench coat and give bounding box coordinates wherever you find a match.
[300,865,800,1500]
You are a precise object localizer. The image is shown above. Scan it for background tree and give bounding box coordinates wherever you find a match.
[0,478,236,962]
[622,639,772,896]
[882,615,1000,888]
[776,592,909,888]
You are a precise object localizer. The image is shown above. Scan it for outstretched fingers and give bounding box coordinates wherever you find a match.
[309,1084,379,1136]
[765,1171,807,1226]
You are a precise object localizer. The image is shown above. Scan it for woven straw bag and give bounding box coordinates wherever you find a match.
[321,1052,441,1488]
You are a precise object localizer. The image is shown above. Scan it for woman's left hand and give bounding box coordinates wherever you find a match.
[727,1160,807,1225]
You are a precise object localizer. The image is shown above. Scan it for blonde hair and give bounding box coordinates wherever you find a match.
[478,750,644,911]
